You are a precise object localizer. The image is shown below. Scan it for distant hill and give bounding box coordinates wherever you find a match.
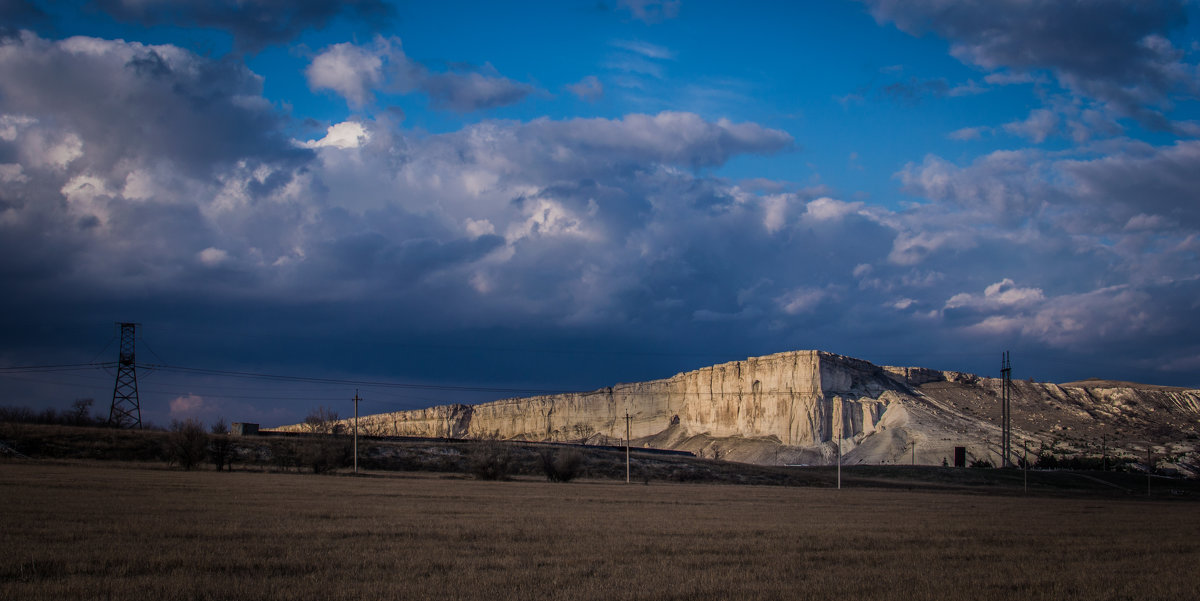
[275,350,1200,476]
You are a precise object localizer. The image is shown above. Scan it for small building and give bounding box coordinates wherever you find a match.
[231,422,259,436]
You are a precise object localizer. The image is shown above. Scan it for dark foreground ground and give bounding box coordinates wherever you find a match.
[2,461,1199,601]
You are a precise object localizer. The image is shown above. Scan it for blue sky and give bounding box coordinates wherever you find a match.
[2,0,1199,427]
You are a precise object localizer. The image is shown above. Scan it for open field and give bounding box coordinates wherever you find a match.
[2,462,1199,600]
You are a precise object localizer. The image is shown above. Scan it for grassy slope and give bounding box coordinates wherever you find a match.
[2,462,1199,601]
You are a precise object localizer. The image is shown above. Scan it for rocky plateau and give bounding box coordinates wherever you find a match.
[275,350,1200,476]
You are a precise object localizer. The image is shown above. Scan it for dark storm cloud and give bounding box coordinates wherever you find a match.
[91,0,393,51]
[862,0,1197,128]
[0,0,48,37]
[0,33,305,175]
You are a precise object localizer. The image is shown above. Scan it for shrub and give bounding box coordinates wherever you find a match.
[166,418,208,470]
[540,448,584,483]
[303,438,351,474]
[1035,452,1059,469]
[969,458,994,469]
[468,434,514,480]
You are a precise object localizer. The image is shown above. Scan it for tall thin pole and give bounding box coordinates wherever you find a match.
[625,410,631,484]
[1023,440,1028,494]
[836,434,842,490]
[353,389,360,475]
[911,440,916,466]
[1147,447,1152,498]
[1000,351,1012,468]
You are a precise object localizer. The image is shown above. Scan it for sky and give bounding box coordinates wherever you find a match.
[1,0,1199,428]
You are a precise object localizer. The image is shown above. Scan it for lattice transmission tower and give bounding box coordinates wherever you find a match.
[108,322,142,428]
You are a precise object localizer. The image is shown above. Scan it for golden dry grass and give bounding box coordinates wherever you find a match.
[2,461,1198,600]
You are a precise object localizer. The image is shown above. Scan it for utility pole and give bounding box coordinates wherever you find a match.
[108,323,141,428]
[625,410,631,484]
[1000,351,1012,468]
[1023,440,1028,494]
[911,440,916,466]
[836,434,842,490]
[1146,447,1152,498]
[353,389,360,475]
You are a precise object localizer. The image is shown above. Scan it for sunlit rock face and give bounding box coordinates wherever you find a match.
[280,350,921,446]
[275,350,1200,474]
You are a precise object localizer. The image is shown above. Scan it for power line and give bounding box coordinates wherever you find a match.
[0,362,115,373]
[140,363,578,395]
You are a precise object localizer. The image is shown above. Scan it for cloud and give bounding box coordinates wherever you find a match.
[861,0,1196,127]
[169,393,208,417]
[300,121,370,150]
[1003,108,1059,143]
[777,287,826,315]
[0,32,303,175]
[618,0,681,23]
[306,36,532,112]
[305,41,388,107]
[948,126,987,141]
[611,40,675,60]
[945,278,1045,311]
[197,247,229,266]
[5,23,1200,407]
[566,75,604,101]
[423,68,535,113]
[92,0,394,51]
[0,0,47,37]
[802,197,864,223]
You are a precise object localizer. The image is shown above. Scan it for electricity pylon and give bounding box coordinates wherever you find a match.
[108,323,141,428]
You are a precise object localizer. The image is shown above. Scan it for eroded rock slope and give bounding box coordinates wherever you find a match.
[275,350,1200,474]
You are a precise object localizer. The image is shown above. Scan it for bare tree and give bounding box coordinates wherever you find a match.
[70,398,95,426]
[166,418,207,470]
[303,406,341,435]
[208,417,233,471]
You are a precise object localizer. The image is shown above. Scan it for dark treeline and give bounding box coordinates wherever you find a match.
[0,399,108,428]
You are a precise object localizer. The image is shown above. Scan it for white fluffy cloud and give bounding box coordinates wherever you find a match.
[305,41,387,107]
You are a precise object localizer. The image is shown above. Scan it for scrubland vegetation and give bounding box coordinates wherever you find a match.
[2,462,1198,601]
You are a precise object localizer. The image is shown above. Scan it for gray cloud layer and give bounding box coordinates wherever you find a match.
[863,0,1198,132]
[3,11,1200,424]
[306,36,534,112]
[92,0,393,50]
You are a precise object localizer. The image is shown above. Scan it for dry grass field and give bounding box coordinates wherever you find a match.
[2,461,1198,601]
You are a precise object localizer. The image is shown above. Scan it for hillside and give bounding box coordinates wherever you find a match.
[274,350,1200,476]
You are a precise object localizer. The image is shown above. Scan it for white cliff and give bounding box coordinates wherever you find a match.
[274,350,1200,473]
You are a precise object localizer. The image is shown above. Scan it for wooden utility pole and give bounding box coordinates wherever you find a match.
[836,434,842,490]
[1000,351,1012,468]
[1023,440,1028,494]
[1147,447,1152,498]
[353,389,360,475]
[625,410,631,484]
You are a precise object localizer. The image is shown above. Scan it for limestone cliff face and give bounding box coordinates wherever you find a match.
[283,350,915,446]
[272,349,1200,473]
